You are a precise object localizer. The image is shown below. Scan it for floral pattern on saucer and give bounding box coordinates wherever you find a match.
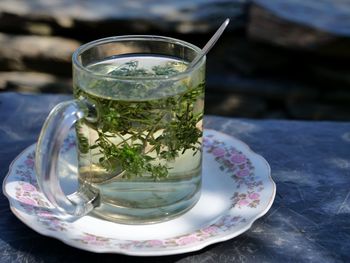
[203,135,264,209]
[3,129,276,256]
[74,215,246,250]
[13,151,69,232]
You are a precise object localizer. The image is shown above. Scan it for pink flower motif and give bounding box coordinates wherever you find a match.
[237,199,249,207]
[83,235,97,242]
[119,243,133,250]
[248,193,260,200]
[22,183,37,192]
[176,235,199,245]
[147,240,163,247]
[24,158,35,169]
[212,147,225,157]
[202,226,219,234]
[236,169,249,177]
[37,211,54,218]
[230,154,247,164]
[18,196,37,206]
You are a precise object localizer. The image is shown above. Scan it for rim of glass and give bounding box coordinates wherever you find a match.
[72,35,205,81]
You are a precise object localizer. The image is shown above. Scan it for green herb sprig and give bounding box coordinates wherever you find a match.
[75,60,204,180]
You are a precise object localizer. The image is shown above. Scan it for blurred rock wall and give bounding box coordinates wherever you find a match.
[1,0,350,120]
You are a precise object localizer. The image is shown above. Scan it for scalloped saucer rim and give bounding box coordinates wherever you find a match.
[3,129,276,256]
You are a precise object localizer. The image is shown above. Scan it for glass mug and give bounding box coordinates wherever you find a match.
[35,36,206,224]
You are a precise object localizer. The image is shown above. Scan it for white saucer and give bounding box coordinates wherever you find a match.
[3,129,276,256]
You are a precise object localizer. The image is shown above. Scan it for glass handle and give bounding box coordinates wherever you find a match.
[35,99,98,220]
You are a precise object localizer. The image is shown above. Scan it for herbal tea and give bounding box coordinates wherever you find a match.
[74,55,205,223]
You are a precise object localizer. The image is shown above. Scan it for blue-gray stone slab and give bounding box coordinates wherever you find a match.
[0,0,246,33]
[0,92,349,262]
[254,0,350,36]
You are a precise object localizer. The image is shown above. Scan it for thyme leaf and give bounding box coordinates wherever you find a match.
[75,60,204,180]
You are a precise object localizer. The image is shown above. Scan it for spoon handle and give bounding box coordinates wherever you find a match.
[187,18,230,70]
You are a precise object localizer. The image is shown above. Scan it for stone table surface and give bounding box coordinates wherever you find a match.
[253,0,350,36]
[0,92,349,262]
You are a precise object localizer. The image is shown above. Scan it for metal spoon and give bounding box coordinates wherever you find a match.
[186,18,230,70]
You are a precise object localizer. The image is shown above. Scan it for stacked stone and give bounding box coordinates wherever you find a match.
[0,0,350,120]
[0,0,244,94]
[245,0,350,120]
[208,0,350,120]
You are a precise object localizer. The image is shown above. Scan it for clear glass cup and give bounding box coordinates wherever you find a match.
[35,35,206,224]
